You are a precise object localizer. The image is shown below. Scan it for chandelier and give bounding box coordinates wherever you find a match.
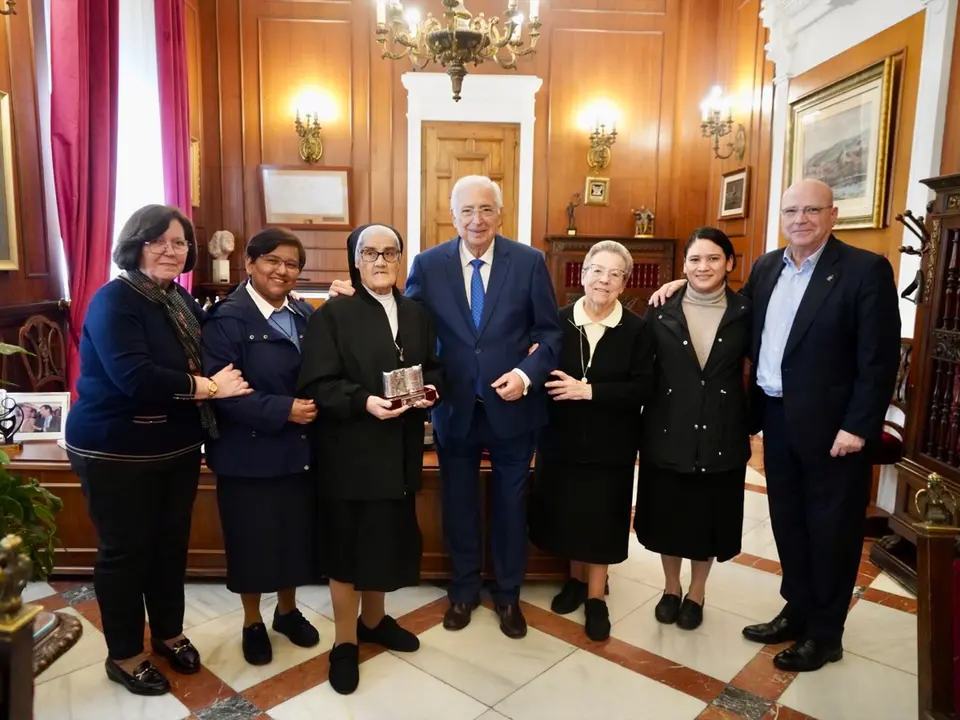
[375,0,541,101]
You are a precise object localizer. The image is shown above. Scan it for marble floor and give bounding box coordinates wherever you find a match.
[28,446,918,720]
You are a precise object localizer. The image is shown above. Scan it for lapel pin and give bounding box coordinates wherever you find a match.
[826,274,834,282]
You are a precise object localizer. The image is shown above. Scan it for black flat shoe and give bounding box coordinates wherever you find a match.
[329,643,360,695]
[358,615,420,652]
[443,601,479,631]
[105,658,170,696]
[676,596,704,630]
[242,622,273,665]
[742,614,804,645]
[584,598,611,641]
[654,593,682,624]
[150,637,201,674]
[551,579,587,615]
[773,639,843,672]
[273,607,320,648]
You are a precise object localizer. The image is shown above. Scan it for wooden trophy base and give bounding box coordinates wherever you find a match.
[386,387,438,410]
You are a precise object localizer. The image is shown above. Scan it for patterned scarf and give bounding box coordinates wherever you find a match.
[120,270,218,438]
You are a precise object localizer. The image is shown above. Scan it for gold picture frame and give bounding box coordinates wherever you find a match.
[584,176,610,206]
[719,167,750,220]
[190,137,201,208]
[785,55,900,230]
[0,91,19,271]
[259,165,352,230]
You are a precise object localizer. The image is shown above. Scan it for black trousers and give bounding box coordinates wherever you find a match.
[762,398,870,645]
[70,450,201,660]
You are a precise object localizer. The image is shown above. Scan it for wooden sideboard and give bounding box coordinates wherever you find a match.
[7,442,568,581]
[544,235,676,313]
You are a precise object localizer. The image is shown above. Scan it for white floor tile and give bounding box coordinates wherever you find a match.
[297,583,446,623]
[474,712,510,719]
[494,649,706,720]
[188,600,333,691]
[779,651,917,720]
[742,489,770,522]
[182,582,245,630]
[611,535,691,589]
[745,466,766,487]
[34,660,189,720]
[397,606,576,705]
[36,608,107,684]
[269,651,487,720]
[611,596,762,682]
[520,575,660,626]
[739,519,779,561]
[843,599,917,674]
[698,560,786,623]
[24,581,57,602]
[869,572,916,598]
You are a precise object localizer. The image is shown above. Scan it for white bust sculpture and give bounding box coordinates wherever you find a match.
[209,230,235,283]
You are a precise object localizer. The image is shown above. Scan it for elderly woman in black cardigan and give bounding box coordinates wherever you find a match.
[529,240,655,641]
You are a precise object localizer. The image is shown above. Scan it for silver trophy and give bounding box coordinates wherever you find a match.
[382,365,437,410]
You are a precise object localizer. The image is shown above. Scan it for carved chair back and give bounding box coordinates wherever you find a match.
[17,316,66,392]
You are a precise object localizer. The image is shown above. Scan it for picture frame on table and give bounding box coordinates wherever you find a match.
[718,167,750,220]
[785,55,900,230]
[259,165,352,231]
[6,392,70,442]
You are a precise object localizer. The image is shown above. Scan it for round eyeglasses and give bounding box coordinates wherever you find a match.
[360,248,400,263]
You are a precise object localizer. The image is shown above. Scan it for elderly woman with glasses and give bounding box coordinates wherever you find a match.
[201,228,321,666]
[528,240,655,641]
[65,204,252,696]
[297,223,444,695]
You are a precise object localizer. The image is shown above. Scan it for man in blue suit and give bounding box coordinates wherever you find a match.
[330,175,562,638]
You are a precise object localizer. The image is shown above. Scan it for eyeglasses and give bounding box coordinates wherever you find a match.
[258,255,302,273]
[781,206,830,219]
[144,238,190,255]
[584,264,627,282]
[359,247,400,263]
[457,206,499,221]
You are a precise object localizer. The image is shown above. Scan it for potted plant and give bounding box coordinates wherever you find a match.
[0,450,62,580]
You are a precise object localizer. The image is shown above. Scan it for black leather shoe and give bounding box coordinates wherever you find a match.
[654,593,682,624]
[242,622,272,665]
[773,639,843,672]
[443,601,479,631]
[742,614,804,644]
[358,615,420,652]
[105,658,170,696]
[584,598,611,641]
[150,637,201,674]
[676,597,704,631]
[551,579,587,615]
[273,607,320,648]
[328,643,360,695]
[496,602,528,639]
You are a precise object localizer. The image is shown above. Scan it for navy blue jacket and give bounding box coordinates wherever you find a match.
[65,278,206,461]
[405,235,562,440]
[201,283,315,478]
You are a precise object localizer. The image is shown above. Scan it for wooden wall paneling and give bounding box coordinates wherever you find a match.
[786,11,926,278]
[939,4,960,176]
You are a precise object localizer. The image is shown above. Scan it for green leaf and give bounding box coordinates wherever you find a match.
[0,343,33,357]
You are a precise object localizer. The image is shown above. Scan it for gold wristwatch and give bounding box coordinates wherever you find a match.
[207,379,218,398]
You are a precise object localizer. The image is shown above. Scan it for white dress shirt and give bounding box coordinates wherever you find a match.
[364,284,399,339]
[246,280,292,319]
[572,297,622,380]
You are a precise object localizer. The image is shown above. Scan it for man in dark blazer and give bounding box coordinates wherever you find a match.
[329,175,562,639]
[651,178,900,671]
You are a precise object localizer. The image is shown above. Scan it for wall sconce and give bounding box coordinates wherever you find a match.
[587,121,617,170]
[700,85,746,162]
[294,110,323,164]
[0,1,15,14]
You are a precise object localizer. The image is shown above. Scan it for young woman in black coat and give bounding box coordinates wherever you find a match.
[297,224,444,695]
[529,240,655,641]
[635,227,752,631]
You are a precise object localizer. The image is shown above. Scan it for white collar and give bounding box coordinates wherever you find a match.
[245,280,290,320]
[573,296,623,328]
[363,284,396,305]
[459,238,495,268]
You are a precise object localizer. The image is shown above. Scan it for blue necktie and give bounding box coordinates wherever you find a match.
[270,307,300,350]
[470,258,485,396]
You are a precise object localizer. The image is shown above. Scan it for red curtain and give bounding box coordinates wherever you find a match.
[155,0,194,293]
[51,0,120,396]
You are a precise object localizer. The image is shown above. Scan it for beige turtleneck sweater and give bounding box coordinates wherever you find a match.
[681,284,727,369]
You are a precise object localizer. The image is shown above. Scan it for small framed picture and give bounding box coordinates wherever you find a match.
[4,392,70,442]
[259,165,352,230]
[584,176,610,206]
[719,167,750,220]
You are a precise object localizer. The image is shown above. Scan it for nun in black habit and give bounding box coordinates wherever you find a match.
[297,223,443,695]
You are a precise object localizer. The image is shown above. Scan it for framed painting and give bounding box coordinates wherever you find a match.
[584,176,610,206]
[259,165,352,231]
[0,91,19,271]
[719,167,750,220]
[785,56,900,230]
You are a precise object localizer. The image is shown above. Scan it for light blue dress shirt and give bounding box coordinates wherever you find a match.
[756,242,827,397]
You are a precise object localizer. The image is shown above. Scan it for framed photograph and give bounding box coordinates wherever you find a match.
[259,165,352,230]
[785,55,900,229]
[719,167,750,220]
[584,176,610,206]
[5,392,70,442]
[190,137,201,208]
[0,91,19,271]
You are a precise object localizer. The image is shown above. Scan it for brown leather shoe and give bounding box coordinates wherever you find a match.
[443,601,479,631]
[496,603,527,639]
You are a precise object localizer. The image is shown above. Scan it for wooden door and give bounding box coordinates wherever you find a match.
[421,122,520,251]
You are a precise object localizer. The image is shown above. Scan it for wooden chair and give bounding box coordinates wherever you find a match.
[17,316,66,392]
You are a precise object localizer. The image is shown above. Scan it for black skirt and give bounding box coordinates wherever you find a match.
[634,463,747,562]
[217,473,319,594]
[528,459,635,565]
[319,494,422,592]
